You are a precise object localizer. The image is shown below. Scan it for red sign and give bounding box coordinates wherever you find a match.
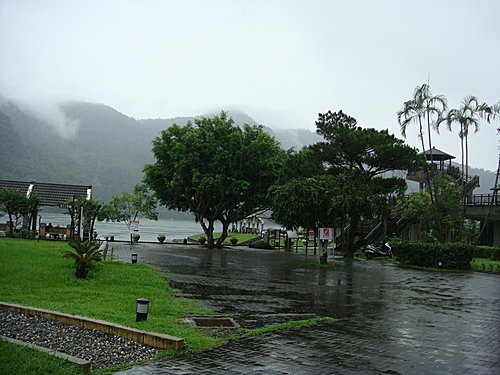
[308,229,315,241]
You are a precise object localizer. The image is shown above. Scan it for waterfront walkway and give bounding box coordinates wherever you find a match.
[115,244,499,375]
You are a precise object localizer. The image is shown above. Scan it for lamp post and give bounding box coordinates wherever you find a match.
[136,298,149,321]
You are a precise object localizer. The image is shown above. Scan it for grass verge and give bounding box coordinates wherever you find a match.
[0,238,224,353]
[471,258,500,272]
[189,232,259,244]
[244,317,333,337]
[0,339,82,375]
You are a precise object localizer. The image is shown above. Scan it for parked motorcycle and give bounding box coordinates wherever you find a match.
[364,242,392,259]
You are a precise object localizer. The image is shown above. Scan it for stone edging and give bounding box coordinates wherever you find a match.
[0,302,184,350]
[0,335,91,373]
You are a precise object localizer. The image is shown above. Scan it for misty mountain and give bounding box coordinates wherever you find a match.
[0,100,497,204]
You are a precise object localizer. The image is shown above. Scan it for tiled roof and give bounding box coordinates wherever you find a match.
[0,180,31,195]
[419,147,455,161]
[0,179,91,207]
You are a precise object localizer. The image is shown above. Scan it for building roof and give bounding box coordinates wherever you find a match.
[0,179,92,207]
[419,147,455,161]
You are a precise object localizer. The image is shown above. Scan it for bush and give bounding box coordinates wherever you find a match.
[249,240,274,250]
[62,241,102,279]
[392,242,474,270]
[474,245,500,261]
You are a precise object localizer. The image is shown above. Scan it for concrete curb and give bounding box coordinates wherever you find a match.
[0,335,91,373]
[0,302,184,350]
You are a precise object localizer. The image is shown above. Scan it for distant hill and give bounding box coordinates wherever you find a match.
[0,99,496,204]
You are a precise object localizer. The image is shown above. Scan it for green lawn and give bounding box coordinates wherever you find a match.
[0,340,82,375]
[0,238,224,352]
[471,257,500,272]
[189,232,259,243]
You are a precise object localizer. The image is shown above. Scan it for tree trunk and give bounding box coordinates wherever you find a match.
[216,220,230,248]
[345,216,359,258]
[319,240,328,264]
[200,218,215,248]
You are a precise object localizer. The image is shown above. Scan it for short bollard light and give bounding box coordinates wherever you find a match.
[136,298,149,322]
[131,253,138,263]
[438,261,443,268]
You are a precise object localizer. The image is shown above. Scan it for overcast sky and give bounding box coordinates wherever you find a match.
[1,0,499,171]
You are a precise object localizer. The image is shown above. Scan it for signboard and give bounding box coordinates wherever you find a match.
[319,227,334,241]
[308,229,315,241]
[130,220,140,233]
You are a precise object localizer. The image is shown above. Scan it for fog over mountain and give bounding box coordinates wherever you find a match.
[0,99,496,204]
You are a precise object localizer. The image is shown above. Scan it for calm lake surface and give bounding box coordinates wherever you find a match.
[1,212,221,242]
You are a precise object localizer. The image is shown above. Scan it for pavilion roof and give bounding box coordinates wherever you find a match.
[419,147,455,161]
[0,179,91,207]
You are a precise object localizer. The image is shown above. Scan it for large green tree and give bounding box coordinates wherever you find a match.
[271,111,417,259]
[144,112,286,248]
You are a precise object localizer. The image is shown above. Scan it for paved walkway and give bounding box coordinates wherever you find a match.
[115,244,499,374]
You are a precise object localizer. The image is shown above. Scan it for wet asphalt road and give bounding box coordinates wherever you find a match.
[115,244,499,375]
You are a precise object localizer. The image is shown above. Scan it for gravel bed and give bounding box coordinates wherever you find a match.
[0,309,159,370]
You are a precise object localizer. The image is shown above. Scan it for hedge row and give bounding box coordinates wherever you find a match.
[474,246,500,261]
[391,242,474,270]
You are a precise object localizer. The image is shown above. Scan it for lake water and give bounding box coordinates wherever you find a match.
[1,212,220,242]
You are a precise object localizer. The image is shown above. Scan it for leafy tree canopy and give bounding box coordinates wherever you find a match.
[0,188,40,236]
[99,183,158,230]
[144,112,286,248]
[270,110,417,259]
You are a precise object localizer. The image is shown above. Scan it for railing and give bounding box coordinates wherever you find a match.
[429,163,480,186]
[466,194,500,206]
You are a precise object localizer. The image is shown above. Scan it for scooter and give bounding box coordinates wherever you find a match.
[364,242,392,259]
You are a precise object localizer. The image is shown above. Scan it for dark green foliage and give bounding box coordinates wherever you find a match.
[474,246,500,261]
[270,110,418,258]
[144,112,286,248]
[249,240,274,249]
[395,172,462,242]
[62,240,102,279]
[392,242,474,270]
[0,188,41,236]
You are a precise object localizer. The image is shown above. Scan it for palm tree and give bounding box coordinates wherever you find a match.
[63,241,102,279]
[444,96,492,190]
[398,84,447,203]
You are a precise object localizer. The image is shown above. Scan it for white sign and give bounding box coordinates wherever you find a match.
[319,227,334,241]
[130,220,140,233]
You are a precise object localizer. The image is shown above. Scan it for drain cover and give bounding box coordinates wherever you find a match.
[184,316,240,328]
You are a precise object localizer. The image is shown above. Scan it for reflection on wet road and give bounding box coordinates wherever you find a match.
[116,244,499,375]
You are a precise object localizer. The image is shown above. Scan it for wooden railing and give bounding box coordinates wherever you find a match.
[466,194,500,206]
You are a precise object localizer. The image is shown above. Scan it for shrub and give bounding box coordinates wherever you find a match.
[249,240,274,250]
[474,245,500,261]
[392,242,474,270]
[62,241,102,278]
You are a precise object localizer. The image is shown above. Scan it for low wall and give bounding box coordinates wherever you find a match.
[0,302,184,350]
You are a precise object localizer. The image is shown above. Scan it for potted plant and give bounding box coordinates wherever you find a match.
[157,235,166,243]
[230,237,238,246]
[132,233,140,242]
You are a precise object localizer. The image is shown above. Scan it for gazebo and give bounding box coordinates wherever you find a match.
[232,215,265,235]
